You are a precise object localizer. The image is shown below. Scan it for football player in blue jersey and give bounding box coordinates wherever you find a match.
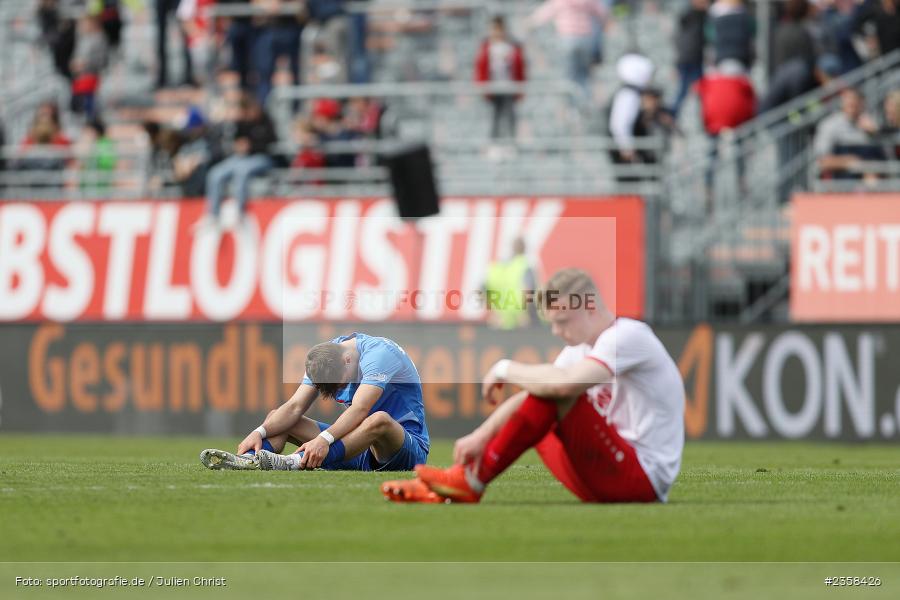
[200,332,429,472]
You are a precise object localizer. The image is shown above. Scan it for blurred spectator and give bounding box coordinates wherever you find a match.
[37,0,77,80]
[16,106,73,185]
[634,89,677,164]
[343,97,384,138]
[310,98,356,167]
[177,0,217,84]
[876,90,900,160]
[142,122,163,190]
[304,0,350,86]
[290,119,326,187]
[852,0,900,58]
[528,0,608,105]
[671,0,708,118]
[608,53,655,169]
[70,15,109,119]
[817,0,863,74]
[759,54,842,113]
[772,0,817,74]
[0,113,5,192]
[291,118,326,169]
[309,41,346,84]
[203,94,277,223]
[22,103,71,148]
[143,122,181,193]
[93,0,123,53]
[880,90,900,131]
[78,117,117,193]
[484,237,538,330]
[814,87,882,179]
[347,11,371,84]
[156,0,195,88]
[475,16,526,140]
[220,0,255,90]
[612,87,676,183]
[761,54,842,203]
[697,61,756,209]
[172,106,223,196]
[252,0,306,106]
[707,0,755,70]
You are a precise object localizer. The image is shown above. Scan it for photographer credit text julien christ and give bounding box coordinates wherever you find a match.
[1,0,899,598]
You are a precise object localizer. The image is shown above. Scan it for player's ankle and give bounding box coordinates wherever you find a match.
[464,466,486,494]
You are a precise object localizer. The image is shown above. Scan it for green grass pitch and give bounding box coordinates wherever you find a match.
[1,435,898,599]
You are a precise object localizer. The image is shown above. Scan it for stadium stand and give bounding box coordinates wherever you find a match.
[1,0,899,325]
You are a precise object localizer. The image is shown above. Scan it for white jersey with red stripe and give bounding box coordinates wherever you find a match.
[553,318,685,502]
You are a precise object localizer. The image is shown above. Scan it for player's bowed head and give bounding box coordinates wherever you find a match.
[481,268,614,402]
[304,342,359,398]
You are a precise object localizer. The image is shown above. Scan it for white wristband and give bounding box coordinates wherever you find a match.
[318,430,335,445]
[493,359,511,380]
[254,425,267,439]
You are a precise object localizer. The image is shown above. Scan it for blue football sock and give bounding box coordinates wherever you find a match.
[243,438,276,456]
[320,440,346,469]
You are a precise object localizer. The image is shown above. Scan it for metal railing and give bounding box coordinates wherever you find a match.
[0,132,667,201]
[656,48,900,324]
[0,144,150,200]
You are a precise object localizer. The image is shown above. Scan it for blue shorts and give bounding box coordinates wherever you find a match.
[315,421,428,472]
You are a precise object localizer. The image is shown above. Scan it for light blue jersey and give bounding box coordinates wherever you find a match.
[302,333,430,455]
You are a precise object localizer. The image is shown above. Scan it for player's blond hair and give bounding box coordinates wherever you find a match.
[538,268,604,314]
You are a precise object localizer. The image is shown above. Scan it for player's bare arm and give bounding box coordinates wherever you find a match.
[481,358,612,401]
[297,384,383,469]
[237,382,317,454]
[460,357,612,466]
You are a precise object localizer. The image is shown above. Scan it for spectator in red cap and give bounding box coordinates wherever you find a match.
[313,98,343,121]
[310,99,357,168]
[475,16,526,140]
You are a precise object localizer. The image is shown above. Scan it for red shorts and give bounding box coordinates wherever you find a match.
[534,394,658,503]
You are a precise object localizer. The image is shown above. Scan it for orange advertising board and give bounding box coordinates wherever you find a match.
[0,196,644,322]
[791,193,900,322]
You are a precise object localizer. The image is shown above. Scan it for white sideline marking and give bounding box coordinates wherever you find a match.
[0,481,375,494]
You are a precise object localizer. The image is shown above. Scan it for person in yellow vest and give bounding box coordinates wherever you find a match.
[484,237,538,329]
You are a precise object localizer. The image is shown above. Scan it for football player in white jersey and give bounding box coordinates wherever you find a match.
[382,268,685,504]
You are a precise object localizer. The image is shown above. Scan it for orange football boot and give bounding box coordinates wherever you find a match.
[415,464,483,503]
[381,478,449,504]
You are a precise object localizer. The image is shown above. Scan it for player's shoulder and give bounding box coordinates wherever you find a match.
[554,342,591,366]
[358,334,411,364]
[331,332,357,344]
[593,318,658,348]
[613,317,654,335]
[357,333,394,353]
[347,332,390,352]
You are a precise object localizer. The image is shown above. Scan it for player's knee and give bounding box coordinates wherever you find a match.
[362,411,395,436]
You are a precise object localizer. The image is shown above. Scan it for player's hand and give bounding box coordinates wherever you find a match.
[297,436,330,470]
[237,431,263,455]
[454,430,489,467]
[481,368,505,405]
